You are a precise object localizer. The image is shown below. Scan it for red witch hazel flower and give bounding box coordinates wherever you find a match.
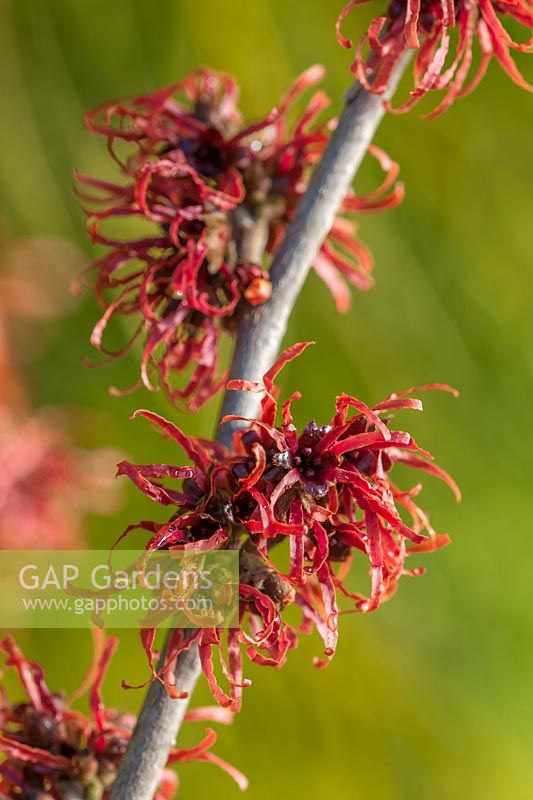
[0,632,247,798]
[0,406,121,549]
[337,0,533,116]
[116,342,459,707]
[77,67,403,409]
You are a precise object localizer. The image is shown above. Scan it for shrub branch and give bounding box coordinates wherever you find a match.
[109,57,409,800]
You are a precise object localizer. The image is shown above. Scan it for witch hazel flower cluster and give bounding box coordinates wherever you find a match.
[0,248,122,550]
[337,0,533,116]
[117,343,459,708]
[0,404,124,550]
[77,67,403,409]
[0,634,246,798]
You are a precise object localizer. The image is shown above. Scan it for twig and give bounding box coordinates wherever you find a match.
[109,637,201,800]
[217,53,410,445]
[109,211,268,800]
[110,57,409,800]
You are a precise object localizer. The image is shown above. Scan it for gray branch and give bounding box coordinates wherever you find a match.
[109,637,201,800]
[110,57,409,800]
[217,54,409,445]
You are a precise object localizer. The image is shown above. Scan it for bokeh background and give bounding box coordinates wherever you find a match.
[1,1,532,798]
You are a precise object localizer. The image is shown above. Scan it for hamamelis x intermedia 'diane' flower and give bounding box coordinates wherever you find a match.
[337,0,533,116]
[0,407,121,550]
[0,633,247,798]
[116,342,460,709]
[77,67,403,409]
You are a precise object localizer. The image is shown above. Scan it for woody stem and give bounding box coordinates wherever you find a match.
[109,56,409,800]
[108,212,268,800]
[217,53,410,445]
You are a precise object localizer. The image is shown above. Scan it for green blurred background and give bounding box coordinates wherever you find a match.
[1,1,532,797]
